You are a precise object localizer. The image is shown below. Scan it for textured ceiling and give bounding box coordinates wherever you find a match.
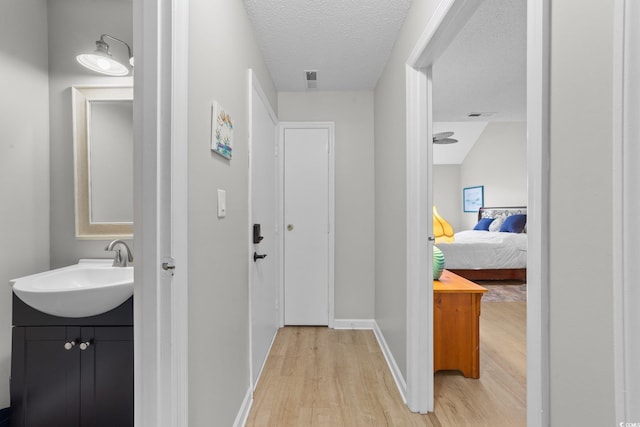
[244,0,526,164]
[433,0,526,122]
[244,0,411,91]
[433,0,526,164]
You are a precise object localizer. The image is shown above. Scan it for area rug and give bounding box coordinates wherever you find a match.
[479,282,527,302]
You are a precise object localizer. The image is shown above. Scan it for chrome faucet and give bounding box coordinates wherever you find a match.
[105,240,133,267]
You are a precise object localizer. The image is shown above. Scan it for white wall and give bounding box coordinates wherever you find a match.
[460,121,526,229]
[374,0,438,379]
[549,1,616,424]
[187,0,277,425]
[433,165,461,232]
[434,123,526,231]
[48,0,133,268]
[0,0,50,408]
[278,91,375,319]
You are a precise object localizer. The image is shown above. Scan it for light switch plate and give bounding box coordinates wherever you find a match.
[217,189,226,218]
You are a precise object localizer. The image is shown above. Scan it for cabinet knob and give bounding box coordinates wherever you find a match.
[79,341,92,351]
[64,340,78,350]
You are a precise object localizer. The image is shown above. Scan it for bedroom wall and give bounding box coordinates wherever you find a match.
[460,121,526,230]
[278,91,375,320]
[433,165,462,231]
[0,0,50,408]
[187,0,277,425]
[48,0,134,268]
[374,0,438,380]
[549,1,615,424]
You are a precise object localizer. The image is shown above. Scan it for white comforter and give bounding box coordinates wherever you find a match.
[436,230,527,270]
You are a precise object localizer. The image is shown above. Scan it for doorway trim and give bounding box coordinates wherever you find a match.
[613,0,640,421]
[404,0,550,423]
[277,122,335,327]
[133,0,189,425]
[404,63,432,412]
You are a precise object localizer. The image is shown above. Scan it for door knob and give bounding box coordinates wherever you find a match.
[79,341,93,351]
[287,224,294,231]
[64,339,79,350]
[253,252,267,262]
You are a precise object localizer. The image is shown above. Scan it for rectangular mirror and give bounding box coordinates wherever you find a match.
[72,86,133,239]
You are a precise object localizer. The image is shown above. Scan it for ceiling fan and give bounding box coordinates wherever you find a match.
[433,131,458,144]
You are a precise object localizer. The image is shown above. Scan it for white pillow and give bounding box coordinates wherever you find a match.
[488,216,505,232]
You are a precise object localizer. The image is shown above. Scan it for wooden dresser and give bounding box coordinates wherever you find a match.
[434,270,487,379]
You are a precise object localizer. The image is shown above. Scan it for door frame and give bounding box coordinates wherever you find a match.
[404,0,551,423]
[133,0,189,425]
[613,0,640,421]
[278,122,335,327]
[248,69,279,390]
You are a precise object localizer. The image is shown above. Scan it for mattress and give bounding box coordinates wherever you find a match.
[436,230,527,270]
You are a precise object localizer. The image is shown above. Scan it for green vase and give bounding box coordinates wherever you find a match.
[433,246,445,280]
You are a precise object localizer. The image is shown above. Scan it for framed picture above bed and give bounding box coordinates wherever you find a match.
[463,185,484,212]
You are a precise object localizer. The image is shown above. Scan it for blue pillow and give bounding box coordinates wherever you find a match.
[473,217,495,231]
[499,214,527,233]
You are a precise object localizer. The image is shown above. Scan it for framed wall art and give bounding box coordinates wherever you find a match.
[463,185,484,212]
[211,101,233,159]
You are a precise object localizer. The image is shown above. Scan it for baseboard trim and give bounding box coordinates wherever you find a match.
[252,329,279,390]
[332,319,376,330]
[232,387,252,427]
[372,320,408,403]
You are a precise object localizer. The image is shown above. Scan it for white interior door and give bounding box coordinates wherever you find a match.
[283,125,333,325]
[249,75,279,386]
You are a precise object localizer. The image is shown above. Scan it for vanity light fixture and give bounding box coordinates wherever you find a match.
[76,34,134,76]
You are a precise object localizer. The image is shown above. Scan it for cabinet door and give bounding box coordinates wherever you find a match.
[11,326,81,427]
[80,327,133,427]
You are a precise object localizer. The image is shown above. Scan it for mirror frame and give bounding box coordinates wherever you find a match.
[72,86,134,239]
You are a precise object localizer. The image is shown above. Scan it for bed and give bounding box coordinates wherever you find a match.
[437,206,527,281]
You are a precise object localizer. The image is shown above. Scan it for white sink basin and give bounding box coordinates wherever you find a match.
[10,259,133,318]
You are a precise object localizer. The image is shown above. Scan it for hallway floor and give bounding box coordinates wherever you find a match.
[246,302,526,426]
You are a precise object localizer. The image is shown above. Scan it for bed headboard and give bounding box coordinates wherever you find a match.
[478,206,527,222]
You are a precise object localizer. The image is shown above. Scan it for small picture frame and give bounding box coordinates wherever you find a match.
[463,185,484,212]
[211,101,233,159]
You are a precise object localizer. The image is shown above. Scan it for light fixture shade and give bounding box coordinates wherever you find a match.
[76,37,131,76]
[433,206,455,243]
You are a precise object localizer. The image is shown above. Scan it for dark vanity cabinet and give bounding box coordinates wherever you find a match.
[10,295,133,427]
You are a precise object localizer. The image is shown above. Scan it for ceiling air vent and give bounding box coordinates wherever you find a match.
[305,70,318,89]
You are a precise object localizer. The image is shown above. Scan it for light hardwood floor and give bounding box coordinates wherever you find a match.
[246,302,525,426]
